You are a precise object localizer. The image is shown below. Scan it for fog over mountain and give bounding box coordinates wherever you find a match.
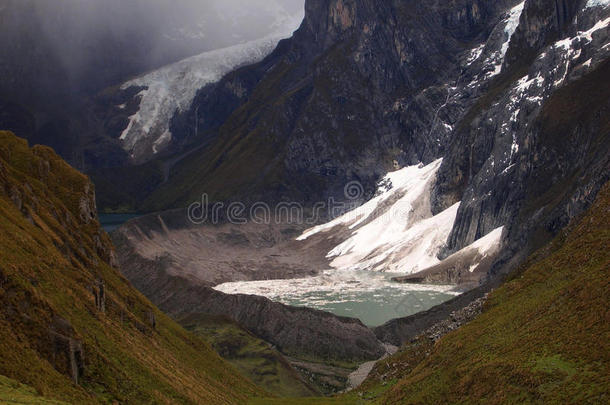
[0,0,304,95]
[0,0,304,168]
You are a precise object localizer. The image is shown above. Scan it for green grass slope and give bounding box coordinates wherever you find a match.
[179,314,318,398]
[0,375,69,404]
[0,131,262,404]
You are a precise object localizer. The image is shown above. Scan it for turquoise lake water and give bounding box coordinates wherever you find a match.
[99,213,141,233]
[215,269,459,327]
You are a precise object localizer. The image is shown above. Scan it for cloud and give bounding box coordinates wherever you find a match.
[2,0,304,93]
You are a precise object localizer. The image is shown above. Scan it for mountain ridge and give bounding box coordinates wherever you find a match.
[114,0,610,293]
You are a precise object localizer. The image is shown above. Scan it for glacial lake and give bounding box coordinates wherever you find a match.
[99,213,142,233]
[215,269,460,327]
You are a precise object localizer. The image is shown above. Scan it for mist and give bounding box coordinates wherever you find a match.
[0,0,304,96]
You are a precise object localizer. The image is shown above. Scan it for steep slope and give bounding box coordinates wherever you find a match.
[116,36,289,162]
[0,375,69,404]
[0,131,261,404]
[368,181,610,404]
[115,13,304,163]
[135,0,609,284]
[179,314,318,397]
[433,0,610,261]
[143,0,520,209]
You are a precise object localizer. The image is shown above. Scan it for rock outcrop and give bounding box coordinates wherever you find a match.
[146,0,610,283]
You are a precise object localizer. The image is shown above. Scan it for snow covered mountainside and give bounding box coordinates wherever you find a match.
[114,0,609,308]
[296,160,502,282]
[118,12,304,162]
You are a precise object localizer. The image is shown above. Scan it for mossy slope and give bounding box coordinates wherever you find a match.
[0,131,262,404]
[180,314,318,398]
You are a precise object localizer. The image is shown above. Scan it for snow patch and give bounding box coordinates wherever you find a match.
[468,227,504,261]
[299,160,444,240]
[502,2,526,58]
[551,17,610,87]
[586,0,610,9]
[451,227,504,273]
[485,2,525,78]
[466,44,485,65]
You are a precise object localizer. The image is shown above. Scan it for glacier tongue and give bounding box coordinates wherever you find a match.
[298,160,506,280]
[119,14,303,160]
[299,160,460,275]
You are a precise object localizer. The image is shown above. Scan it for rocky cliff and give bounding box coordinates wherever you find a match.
[146,0,520,208]
[140,0,609,284]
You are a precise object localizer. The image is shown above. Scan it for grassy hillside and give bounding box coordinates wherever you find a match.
[0,131,262,404]
[179,314,318,398]
[0,375,69,404]
[250,183,610,404]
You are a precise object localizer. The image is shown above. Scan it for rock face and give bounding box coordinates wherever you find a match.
[149,0,520,208]
[48,316,85,385]
[147,0,610,279]
[434,0,610,266]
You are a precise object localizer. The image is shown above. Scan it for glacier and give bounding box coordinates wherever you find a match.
[119,13,303,160]
[297,160,504,277]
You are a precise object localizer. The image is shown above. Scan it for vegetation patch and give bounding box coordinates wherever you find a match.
[180,314,318,398]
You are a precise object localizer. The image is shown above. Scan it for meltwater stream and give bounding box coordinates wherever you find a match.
[214,269,460,327]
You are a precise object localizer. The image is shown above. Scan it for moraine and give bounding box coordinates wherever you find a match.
[214,160,505,327]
